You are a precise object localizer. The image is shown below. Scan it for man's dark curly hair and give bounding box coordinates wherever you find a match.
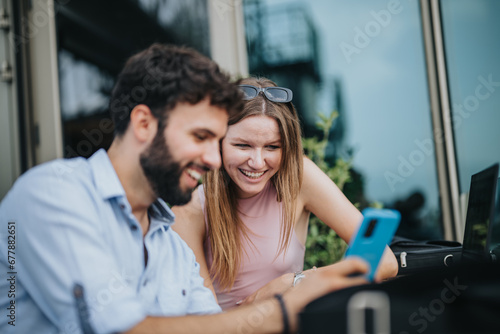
[109,43,244,136]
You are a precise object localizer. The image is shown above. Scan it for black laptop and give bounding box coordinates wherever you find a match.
[490,176,500,261]
[461,163,499,263]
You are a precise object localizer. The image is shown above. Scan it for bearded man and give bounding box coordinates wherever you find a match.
[0,44,367,334]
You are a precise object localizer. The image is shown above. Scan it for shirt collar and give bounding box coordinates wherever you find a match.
[88,149,126,200]
[88,149,176,228]
[149,199,176,229]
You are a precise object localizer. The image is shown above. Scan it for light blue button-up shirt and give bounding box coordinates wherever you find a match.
[0,149,220,334]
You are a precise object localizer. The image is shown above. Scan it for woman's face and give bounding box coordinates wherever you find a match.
[221,115,282,199]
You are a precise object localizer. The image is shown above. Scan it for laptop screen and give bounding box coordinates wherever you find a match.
[462,164,499,262]
[491,177,500,252]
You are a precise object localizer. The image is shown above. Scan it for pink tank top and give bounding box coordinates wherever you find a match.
[198,182,305,310]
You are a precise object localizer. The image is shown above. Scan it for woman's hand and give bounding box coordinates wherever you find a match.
[239,266,322,306]
[374,246,399,281]
[238,272,295,306]
[283,258,369,331]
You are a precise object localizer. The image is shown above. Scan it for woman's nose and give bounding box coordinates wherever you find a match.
[248,150,265,169]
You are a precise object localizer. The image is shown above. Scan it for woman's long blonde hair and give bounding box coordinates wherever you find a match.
[204,77,304,291]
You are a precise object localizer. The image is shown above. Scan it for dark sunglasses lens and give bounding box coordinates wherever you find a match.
[239,86,258,100]
[265,88,290,102]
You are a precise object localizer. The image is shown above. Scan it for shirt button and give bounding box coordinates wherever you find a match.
[131,225,138,231]
[119,204,126,210]
[143,279,148,286]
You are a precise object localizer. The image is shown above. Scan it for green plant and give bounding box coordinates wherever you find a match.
[302,111,353,269]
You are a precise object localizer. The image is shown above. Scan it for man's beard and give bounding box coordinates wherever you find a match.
[139,130,193,206]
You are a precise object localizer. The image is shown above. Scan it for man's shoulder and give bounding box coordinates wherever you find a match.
[29,156,91,186]
[1,156,95,209]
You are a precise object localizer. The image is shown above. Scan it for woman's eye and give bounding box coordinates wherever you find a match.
[235,144,249,148]
[267,145,280,150]
[194,133,207,141]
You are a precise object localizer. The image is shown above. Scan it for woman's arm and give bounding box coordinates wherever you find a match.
[242,157,397,306]
[299,156,398,280]
[171,189,217,301]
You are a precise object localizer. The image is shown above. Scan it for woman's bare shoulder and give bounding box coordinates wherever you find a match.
[171,187,206,239]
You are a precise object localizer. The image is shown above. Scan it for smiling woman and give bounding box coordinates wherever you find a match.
[222,115,282,199]
[172,77,399,310]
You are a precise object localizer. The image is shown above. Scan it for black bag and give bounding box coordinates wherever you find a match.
[299,262,500,334]
[390,236,462,276]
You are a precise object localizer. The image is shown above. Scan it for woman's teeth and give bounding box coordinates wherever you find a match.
[240,170,265,179]
[186,168,202,181]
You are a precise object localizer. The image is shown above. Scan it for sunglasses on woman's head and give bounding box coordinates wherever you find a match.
[238,85,293,103]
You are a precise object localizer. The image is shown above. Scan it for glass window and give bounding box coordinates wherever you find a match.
[244,0,443,239]
[440,0,500,193]
[55,0,210,158]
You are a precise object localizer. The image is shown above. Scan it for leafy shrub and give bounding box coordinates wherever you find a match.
[302,111,353,269]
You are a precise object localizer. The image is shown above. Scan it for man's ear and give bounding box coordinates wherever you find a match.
[129,104,158,143]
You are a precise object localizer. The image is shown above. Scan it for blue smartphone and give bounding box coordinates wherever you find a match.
[344,208,401,281]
